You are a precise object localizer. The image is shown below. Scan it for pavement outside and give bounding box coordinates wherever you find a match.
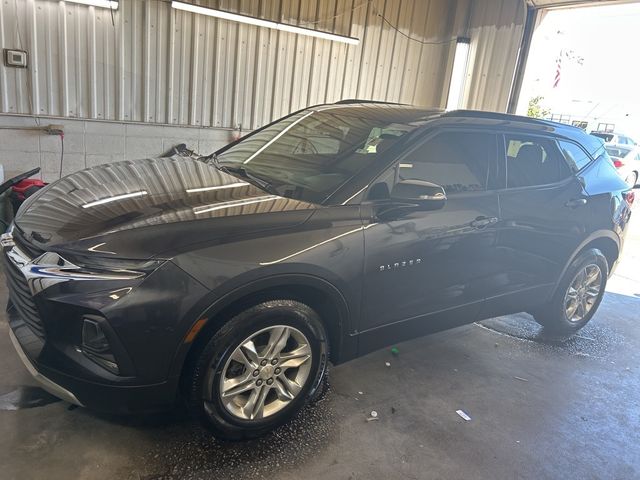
[0,218,639,480]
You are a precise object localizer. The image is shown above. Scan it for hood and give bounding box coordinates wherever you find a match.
[14,156,317,258]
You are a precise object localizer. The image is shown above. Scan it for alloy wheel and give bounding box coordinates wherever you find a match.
[214,325,313,421]
[563,264,603,323]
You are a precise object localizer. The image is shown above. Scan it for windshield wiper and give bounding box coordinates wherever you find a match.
[213,160,279,196]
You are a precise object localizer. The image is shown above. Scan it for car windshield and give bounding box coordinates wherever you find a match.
[605,146,631,158]
[214,105,433,204]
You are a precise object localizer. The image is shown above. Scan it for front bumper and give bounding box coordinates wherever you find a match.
[9,327,83,406]
[8,310,180,413]
[2,229,209,414]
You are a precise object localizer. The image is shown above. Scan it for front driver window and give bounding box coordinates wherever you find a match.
[382,131,495,197]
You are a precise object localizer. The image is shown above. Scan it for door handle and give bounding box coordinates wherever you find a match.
[471,216,498,229]
[565,198,588,208]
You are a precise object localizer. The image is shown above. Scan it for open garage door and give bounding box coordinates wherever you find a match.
[511,0,640,141]
[507,0,640,113]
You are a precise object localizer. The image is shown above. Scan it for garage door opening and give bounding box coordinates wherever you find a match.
[514,2,640,139]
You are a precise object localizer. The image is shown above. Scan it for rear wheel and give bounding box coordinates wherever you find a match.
[533,249,608,334]
[185,300,328,440]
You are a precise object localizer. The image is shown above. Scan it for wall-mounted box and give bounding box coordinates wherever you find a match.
[3,49,28,68]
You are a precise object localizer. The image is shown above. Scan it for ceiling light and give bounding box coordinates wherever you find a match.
[63,0,119,9]
[82,191,148,209]
[446,37,471,111]
[171,1,359,45]
[275,23,359,45]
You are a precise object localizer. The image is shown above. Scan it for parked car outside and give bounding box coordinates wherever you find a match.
[3,102,633,439]
[590,131,637,146]
[605,144,640,187]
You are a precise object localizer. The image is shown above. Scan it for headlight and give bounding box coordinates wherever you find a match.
[61,253,165,276]
[23,252,165,294]
[32,251,165,280]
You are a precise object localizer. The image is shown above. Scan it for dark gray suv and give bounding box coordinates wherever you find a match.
[4,102,633,439]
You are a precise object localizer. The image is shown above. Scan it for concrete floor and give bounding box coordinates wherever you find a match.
[1,219,639,480]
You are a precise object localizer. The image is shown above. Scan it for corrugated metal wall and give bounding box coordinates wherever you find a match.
[0,0,481,130]
[463,0,526,111]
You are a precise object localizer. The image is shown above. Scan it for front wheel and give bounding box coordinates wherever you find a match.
[185,300,328,440]
[533,248,608,334]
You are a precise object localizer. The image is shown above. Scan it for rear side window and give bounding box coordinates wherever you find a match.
[505,135,571,188]
[398,131,496,195]
[559,140,592,171]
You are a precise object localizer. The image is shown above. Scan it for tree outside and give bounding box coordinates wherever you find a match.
[527,96,550,119]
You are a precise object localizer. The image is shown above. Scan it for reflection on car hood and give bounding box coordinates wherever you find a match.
[14,156,316,258]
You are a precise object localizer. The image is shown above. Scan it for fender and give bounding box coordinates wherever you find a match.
[552,229,621,294]
[167,273,356,381]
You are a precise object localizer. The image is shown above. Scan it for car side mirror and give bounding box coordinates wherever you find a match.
[390,179,447,211]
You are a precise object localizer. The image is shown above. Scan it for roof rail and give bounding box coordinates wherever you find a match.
[443,109,542,123]
[443,109,581,130]
[334,99,407,106]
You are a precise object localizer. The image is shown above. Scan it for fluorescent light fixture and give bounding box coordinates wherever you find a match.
[63,0,119,9]
[193,195,279,215]
[82,191,148,209]
[186,182,249,193]
[446,37,471,111]
[275,23,359,45]
[171,1,359,45]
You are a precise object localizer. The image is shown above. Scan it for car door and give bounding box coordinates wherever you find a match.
[482,133,592,317]
[359,129,502,338]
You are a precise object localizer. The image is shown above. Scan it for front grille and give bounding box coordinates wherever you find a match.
[3,249,46,340]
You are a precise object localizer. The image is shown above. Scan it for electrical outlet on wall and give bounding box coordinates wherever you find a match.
[3,49,28,68]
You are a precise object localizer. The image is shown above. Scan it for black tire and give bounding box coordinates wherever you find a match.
[533,248,608,334]
[185,300,329,440]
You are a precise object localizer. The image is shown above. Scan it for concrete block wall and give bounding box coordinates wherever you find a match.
[0,115,236,183]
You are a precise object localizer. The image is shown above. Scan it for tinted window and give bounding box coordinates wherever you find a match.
[581,133,605,158]
[505,135,571,188]
[397,131,495,195]
[559,140,592,171]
